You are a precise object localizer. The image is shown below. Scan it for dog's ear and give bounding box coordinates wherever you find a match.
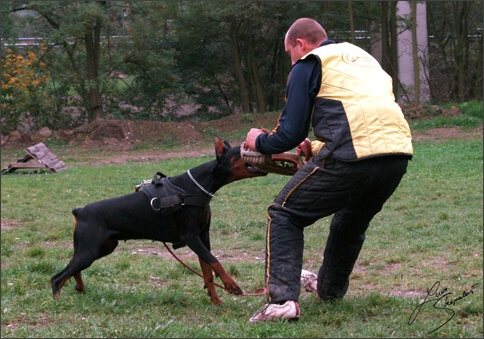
[214,135,227,159]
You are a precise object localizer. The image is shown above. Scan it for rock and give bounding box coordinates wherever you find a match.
[9,130,21,142]
[38,127,52,137]
[1,135,9,146]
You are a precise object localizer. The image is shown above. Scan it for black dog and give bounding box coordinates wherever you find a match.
[51,136,267,304]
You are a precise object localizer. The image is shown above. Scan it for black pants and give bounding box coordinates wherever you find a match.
[264,153,409,303]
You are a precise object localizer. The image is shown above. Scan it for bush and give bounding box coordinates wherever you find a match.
[1,47,51,134]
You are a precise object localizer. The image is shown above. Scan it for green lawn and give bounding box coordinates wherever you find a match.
[1,100,483,337]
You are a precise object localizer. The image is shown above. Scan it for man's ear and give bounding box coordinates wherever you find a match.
[295,38,305,49]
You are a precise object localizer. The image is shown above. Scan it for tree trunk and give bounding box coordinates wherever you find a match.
[348,1,355,44]
[380,2,399,97]
[380,1,394,78]
[389,2,399,96]
[229,18,251,113]
[475,26,483,100]
[411,0,420,104]
[453,1,470,100]
[246,30,266,113]
[84,16,103,121]
[380,1,390,73]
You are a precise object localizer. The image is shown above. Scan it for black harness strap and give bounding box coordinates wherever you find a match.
[137,172,212,250]
[141,172,212,215]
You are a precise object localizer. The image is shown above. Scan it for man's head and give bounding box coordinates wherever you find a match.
[284,18,327,65]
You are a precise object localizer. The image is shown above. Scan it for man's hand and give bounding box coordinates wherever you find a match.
[295,138,312,161]
[245,128,269,151]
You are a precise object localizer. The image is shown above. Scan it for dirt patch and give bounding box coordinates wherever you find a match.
[0,113,283,168]
[128,242,264,264]
[1,219,20,230]
[1,111,482,167]
[1,113,279,149]
[411,126,482,142]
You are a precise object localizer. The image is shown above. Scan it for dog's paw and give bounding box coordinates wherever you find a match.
[210,296,223,305]
[229,285,243,295]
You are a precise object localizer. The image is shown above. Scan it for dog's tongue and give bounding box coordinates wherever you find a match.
[247,164,267,174]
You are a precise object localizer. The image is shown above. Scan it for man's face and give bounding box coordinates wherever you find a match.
[284,34,306,66]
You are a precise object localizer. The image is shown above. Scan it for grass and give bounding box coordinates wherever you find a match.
[1,107,483,337]
[410,99,483,130]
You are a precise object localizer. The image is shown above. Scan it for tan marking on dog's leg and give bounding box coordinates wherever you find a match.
[74,272,85,293]
[55,277,70,300]
[199,258,222,304]
[209,261,243,296]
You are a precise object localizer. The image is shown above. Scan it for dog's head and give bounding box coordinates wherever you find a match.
[214,136,267,185]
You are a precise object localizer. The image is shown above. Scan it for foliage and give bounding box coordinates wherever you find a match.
[427,1,483,102]
[114,2,181,121]
[409,100,483,130]
[0,1,482,132]
[444,99,484,119]
[1,47,50,134]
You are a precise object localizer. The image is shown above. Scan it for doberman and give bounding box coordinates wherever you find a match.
[51,136,267,305]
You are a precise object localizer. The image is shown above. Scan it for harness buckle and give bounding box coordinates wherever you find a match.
[150,197,161,211]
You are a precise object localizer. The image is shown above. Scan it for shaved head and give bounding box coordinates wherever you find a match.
[286,18,327,47]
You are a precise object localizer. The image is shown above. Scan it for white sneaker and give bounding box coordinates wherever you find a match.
[301,269,318,296]
[249,300,300,323]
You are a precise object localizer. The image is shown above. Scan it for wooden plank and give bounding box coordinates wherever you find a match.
[2,143,67,174]
[8,162,48,169]
[51,164,66,172]
[24,143,67,172]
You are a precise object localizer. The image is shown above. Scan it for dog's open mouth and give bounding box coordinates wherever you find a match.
[246,163,268,175]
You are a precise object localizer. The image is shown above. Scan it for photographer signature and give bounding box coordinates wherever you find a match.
[408,281,480,333]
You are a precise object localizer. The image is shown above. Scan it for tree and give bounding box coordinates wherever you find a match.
[453,1,471,101]
[229,16,250,114]
[83,2,104,120]
[379,1,399,96]
[411,0,421,105]
[348,1,355,44]
[163,1,341,115]
[109,1,180,121]
[3,1,126,123]
[427,1,482,102]
[2,0,481,133]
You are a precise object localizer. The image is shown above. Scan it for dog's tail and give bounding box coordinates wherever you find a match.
[72,208,82,229]
[72,208,82,217]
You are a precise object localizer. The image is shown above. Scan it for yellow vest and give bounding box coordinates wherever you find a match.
[301,42,413,160]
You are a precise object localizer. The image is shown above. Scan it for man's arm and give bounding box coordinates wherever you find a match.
[254,56,321,154]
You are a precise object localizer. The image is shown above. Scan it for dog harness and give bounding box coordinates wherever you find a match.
[137,172,212,216]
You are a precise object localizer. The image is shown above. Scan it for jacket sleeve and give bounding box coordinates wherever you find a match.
[256,56,321,154]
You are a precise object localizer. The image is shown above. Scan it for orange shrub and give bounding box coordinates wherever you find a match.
[1,47,50,134]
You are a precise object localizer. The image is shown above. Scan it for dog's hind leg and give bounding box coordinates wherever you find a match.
[73,272,85,293]
[51,259,88,299]
[51,237,119,299]
[72,237,118,294]
[51,218,119,300]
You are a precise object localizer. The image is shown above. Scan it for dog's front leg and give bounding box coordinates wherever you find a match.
[207,261,243,296]
[183,231,243,299]
[198,257,222,305]
[178,209,243,301]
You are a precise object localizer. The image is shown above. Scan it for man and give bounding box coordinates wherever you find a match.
[245,18,413,322]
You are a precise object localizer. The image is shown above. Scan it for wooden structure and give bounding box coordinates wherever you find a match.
[1,143,67,174]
